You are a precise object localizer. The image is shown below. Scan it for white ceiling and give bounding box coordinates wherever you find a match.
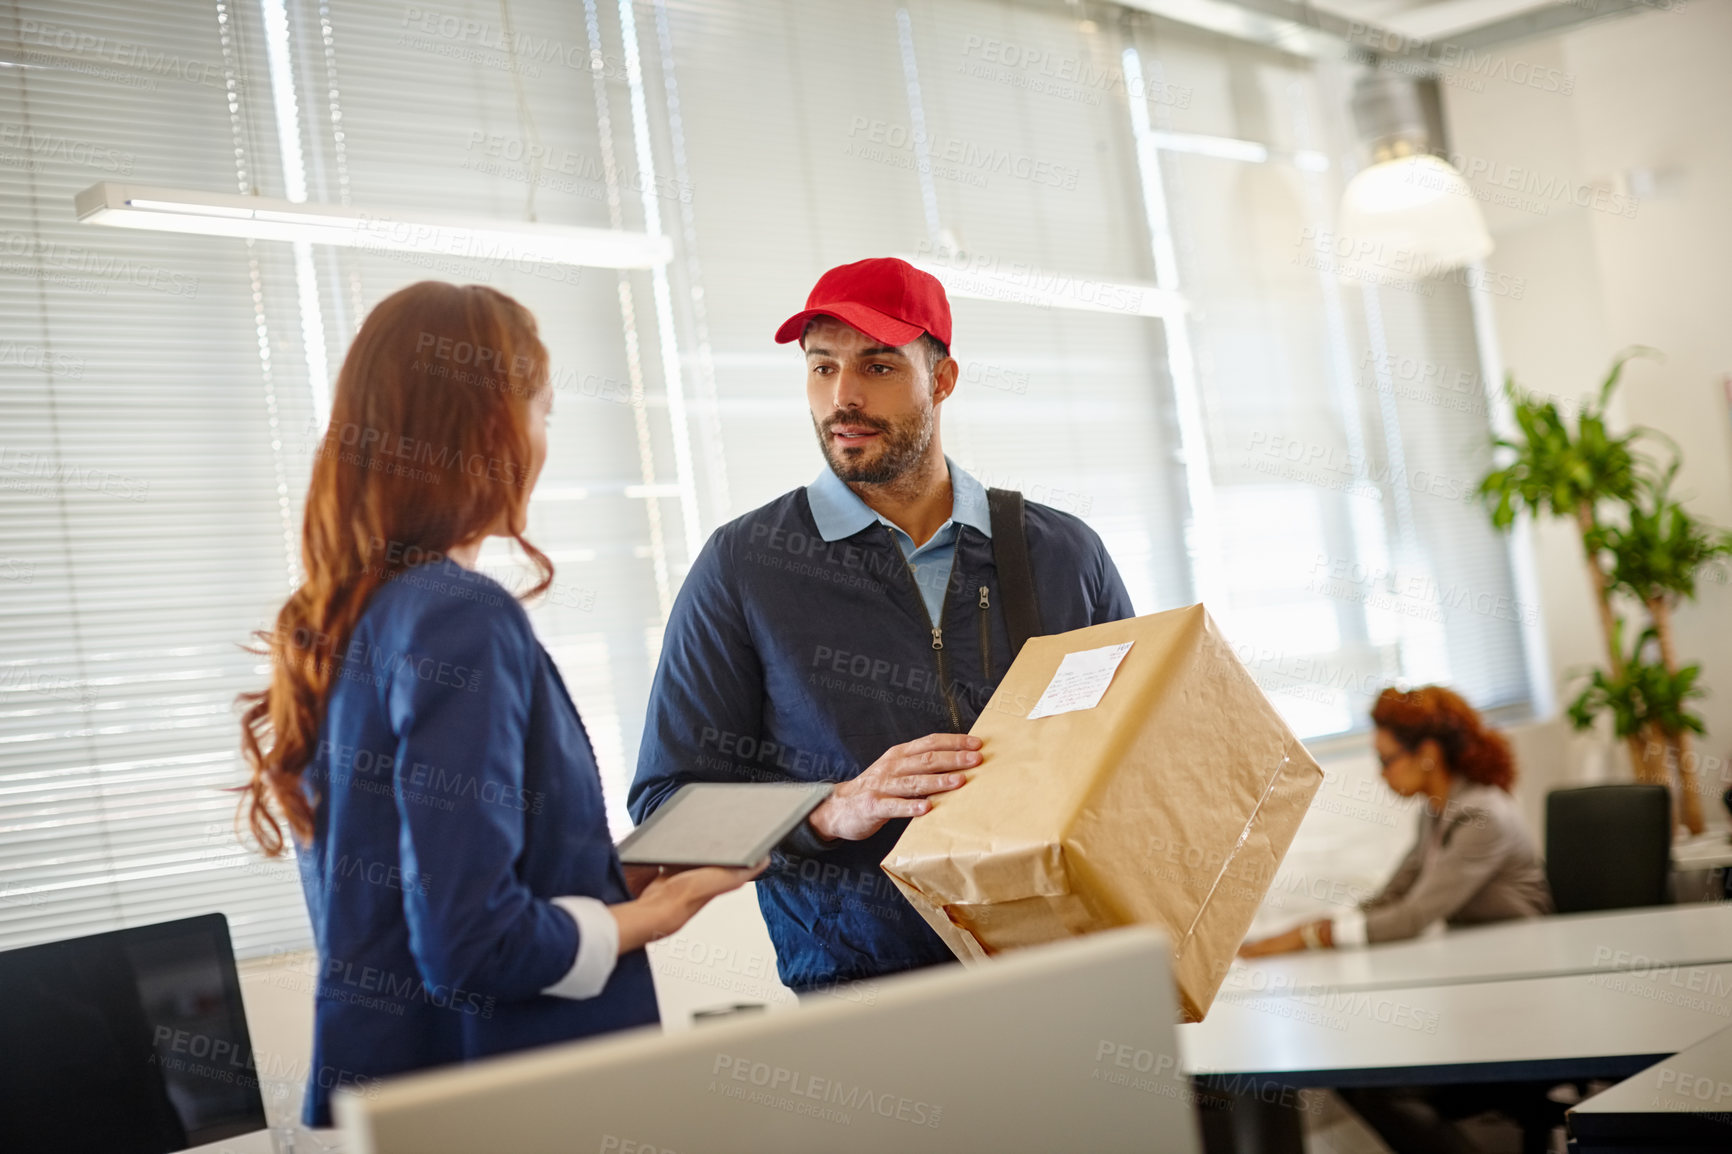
[1115,0,1640,59]
[1303,0,1577,43]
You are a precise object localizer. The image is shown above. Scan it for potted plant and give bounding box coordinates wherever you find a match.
[1479,349,1729,833]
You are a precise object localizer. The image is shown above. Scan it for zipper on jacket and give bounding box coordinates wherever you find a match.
[978,585,991,681]
[884,525,963,733]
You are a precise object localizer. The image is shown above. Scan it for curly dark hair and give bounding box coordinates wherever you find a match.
[1371,685,1516,792]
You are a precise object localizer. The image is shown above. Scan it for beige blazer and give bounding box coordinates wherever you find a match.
[1360,780,1554,944]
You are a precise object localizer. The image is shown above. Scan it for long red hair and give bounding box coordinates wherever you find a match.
[1372,685,1516,792]
[239,282,553,855]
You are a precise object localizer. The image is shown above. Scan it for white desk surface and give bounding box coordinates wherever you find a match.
[1220,903,1732,1000]
[1674,830,1732,871]
[1573,1021,1732,1119]
[1569,1022,1732,1147]
[1181,962,1732,1087]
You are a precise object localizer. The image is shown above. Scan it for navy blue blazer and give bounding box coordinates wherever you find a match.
[295,559,657,1126]
[628,491,1134,992]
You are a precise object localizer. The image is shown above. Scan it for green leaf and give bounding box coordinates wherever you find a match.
[1597,345,1663,409]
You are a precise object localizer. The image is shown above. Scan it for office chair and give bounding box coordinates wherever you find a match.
[1545,784,1672,914]
[1725,787,1732,901]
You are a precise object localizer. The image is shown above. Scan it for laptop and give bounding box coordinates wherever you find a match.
[0,913,269,1153]
[336,925,1200,1154]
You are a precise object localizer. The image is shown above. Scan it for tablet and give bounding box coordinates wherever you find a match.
[616,782,835,867]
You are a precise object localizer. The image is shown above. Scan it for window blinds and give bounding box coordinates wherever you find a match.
[0,0,1533,958]
[0,0,699,956]
[659,0,1533,734]
[1,0,317,955]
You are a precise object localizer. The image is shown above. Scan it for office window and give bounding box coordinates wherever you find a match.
[0,0,696,955]
[1122,17,1532,734]
[660,0,1194,611]
[0,0,317,953]
[283,0,699,837]
[0,0,1532,958]
[661,0,1533,734]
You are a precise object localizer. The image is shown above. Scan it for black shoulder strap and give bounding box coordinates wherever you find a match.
[986,488,1043,662]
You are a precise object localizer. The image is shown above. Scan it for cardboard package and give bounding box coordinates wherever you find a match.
[881,604,1323,1021]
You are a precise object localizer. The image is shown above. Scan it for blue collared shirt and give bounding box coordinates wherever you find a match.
[805,456,992,624]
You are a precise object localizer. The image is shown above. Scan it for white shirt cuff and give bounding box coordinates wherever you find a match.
[1332,909,1368,948]
[543,896,620,1000]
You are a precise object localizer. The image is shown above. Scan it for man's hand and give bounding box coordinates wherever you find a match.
[806,733,982,842]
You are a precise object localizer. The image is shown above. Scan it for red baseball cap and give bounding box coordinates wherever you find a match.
[774,257,952,350]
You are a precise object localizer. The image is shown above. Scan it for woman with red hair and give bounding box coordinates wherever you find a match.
[1241,685,1551,957]
[1241,687,1560,1152]
[239,282,759,1127]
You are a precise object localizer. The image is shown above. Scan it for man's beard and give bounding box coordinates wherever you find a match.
[813,403,935,484]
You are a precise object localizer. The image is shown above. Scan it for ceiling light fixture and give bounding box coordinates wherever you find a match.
[899,252,1185,320]
[74,182,671,269]
[1336,73,1492,270]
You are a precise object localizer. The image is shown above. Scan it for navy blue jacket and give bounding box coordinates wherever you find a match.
[296,560,657,1126]
[629,489,1134,992]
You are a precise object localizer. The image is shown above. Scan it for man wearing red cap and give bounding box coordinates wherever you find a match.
[629,257,1134,993]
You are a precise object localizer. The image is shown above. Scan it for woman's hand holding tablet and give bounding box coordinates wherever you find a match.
[606,783,832,951]
[609,860,768,951]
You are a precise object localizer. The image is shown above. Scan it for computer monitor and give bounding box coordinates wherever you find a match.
[0,913,268,1153]
[335,926,1199,1154]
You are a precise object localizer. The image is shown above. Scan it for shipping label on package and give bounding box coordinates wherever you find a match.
[1025,642,1133,719]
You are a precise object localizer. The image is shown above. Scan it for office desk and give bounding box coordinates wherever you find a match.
[1219,904,1732,1001]
[1674,830,1732,872]
[1569,1021,1732,1151]
[1182,962,1732,1090]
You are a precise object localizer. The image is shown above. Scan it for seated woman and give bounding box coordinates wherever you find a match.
[1241,684,1552,957]
[239,282,759,1127]
[1241,685,1557,1154]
